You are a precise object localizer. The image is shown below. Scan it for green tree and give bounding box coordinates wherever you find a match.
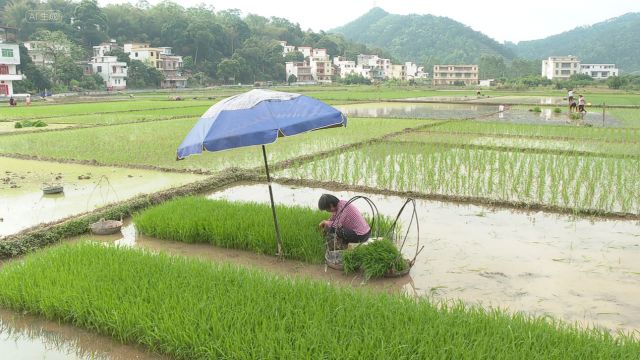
[15,44,52,93]
[606,76,626,89]
[287,74,297,85]
[284,51,304,62]
[216,58,240,83]
[73,0,108,46]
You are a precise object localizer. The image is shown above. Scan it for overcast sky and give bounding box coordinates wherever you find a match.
[99,0,640,43]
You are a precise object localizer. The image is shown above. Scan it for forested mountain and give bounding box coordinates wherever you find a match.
[0,0,388,86]
[511,13,640,73]
[331,7,516,67]
[333,8,640,73]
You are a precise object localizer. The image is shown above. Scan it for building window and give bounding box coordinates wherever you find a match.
[97,66,102,73]
[135,52,138,57]
[1,48,14,57]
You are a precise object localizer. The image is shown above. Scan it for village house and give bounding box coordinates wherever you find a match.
[93,40,121,57]
[124,43,186,88]
[0,26,22,97]
[432,64,479,85]
[84,55,127,90]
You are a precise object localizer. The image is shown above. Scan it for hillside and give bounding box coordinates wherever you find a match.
[512,13,640,72]
[331,7,515,65]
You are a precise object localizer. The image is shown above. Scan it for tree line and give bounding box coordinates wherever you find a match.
[2,0,388,92]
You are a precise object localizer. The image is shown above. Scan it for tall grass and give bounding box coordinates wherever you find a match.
[278,142,640,215]
[134,197,328,263]
[0,243,637,359]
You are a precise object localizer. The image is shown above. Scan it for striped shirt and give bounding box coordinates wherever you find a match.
[325,200,371,236]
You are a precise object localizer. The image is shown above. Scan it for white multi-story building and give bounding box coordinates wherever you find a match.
[405,62,428,80]
[285,61,314,83]
[0,42,22,97]
[579,64,619,80]
[124,43,186,87]
[542,56,619,80]
[541,56,580,80]
[93,40,121,57]
[23,40,71,68]
[333,56,357,78]
[357,54,392,80]
[84,55,127,90]
[297,46,313,59]
[433,65,479,85]
[278,41,296,57]
[309,48,333,83]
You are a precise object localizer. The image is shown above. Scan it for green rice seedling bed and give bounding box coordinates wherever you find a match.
[607,108,640,128]
[429,120,640,143]
[134,197,327,263]
[0,243,637,359]
[38,106,209,125]
[277,142,640,215]
[0,118,428,171]
[388,132,640,157]
[2,100,214,120]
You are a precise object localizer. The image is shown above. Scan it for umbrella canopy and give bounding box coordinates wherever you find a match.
[176,89,347,256]
[177,89,346,159]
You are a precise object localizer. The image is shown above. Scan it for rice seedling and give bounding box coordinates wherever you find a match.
[530,106,542,113]
[134,196,328,262]
[14,120,47,128]
[1,99,214,121]
[277,142,640,215]
[0,118,427,171]
[387,131,640,157]
[342,238,408,279]
[554,107,562,114]
[428,120,640,143]
[0,243,638,359]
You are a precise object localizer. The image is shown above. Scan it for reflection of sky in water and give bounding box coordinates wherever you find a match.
[337,102,620,126]
[0,309,163,360]
[205,183,640,333]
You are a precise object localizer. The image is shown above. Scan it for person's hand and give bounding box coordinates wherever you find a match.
[318,220,326,229]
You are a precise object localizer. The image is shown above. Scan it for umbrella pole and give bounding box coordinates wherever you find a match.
[262,145,283,257]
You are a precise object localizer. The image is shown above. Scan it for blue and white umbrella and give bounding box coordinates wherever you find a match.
[177,89,347,255]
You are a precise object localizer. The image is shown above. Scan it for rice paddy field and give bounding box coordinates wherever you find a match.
[1,86,639,358]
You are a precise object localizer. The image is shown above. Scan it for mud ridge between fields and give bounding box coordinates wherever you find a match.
[413,129,640,144]
[0,171,257,257]
[382,139,640,160]
[0,153,215,175]
[273,178,640,221]
[385,98,640,109]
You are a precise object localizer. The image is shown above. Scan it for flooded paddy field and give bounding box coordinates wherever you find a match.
[1,88,639,357]
[75,182,640,334]
[204,183,640,333]
[0,309,167,360]
[0,157,205,237]
[337,102,621,126]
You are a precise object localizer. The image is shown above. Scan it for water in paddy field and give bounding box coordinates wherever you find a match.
[77,182,640,334]
[337,102,621,126]
[0,309,168,360]
[0,157,205,237]
[206,183,639,334]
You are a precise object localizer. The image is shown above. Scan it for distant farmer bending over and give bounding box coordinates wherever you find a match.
[318,194,371,250]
